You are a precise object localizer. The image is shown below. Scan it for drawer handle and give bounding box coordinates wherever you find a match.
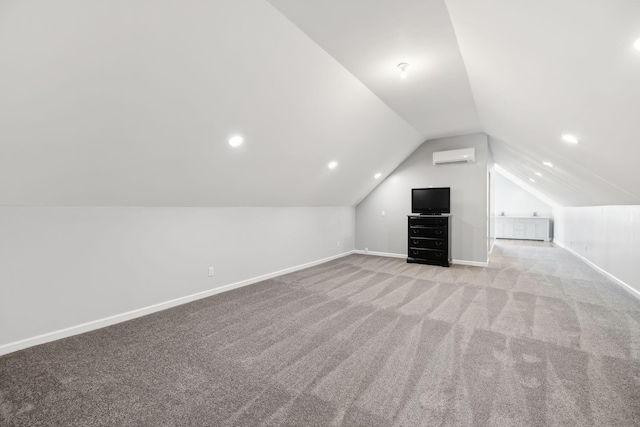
[435,252,441,257]
[436,241,442,246]
[412,251,418,256]
[435,231,443,235]
[412,240,419,244]
[412,230,418,234]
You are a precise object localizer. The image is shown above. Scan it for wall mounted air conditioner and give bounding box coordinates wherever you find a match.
[433,148,476,165]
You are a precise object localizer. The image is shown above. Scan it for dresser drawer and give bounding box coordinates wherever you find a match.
[408,248,447,261]
[409,216,448,226]
[409,227,447,238]
[409,237,447,250]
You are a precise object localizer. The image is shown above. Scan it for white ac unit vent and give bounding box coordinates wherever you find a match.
[433,148,476,165]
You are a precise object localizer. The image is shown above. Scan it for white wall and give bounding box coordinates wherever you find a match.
[554,205,640,296]
[355,133,489,264]
[488,161,495,253]
[494,173,553,217]
[0,206,354,350]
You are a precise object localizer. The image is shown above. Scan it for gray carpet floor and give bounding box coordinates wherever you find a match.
[2,240,640,426]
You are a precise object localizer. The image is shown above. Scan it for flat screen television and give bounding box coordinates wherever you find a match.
[412,187,450,215]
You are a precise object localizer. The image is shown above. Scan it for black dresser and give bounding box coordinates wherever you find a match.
[407,214,452,267]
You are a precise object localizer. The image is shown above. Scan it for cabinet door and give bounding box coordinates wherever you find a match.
[501,219,514,238]
[494,218,505,238]
[524,221,537,239]
[534,219,549,240]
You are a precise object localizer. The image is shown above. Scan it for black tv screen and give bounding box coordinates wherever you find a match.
[412,187,450,214]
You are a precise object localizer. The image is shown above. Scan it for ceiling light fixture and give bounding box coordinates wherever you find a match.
[397,63,409,79]
[561,134,579,144]
[374,173,381,179]
[535,172,542,177]
[529,178,536,183]
[543,161,554,168]
[328,161,338,169]
[228,135,243,147]
[634,38,640,51]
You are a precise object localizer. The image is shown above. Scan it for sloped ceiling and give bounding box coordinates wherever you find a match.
[1,0,639,207]
[268,0,481,139]
[0,0,423,206]
[446,0,640,206]
[271,0,640,207]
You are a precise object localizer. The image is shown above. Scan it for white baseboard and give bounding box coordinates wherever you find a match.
[353,249,406,258]
[452,259,489,267]
[353,250,488,267]
[0,250,356,357]
[554,239,640,300]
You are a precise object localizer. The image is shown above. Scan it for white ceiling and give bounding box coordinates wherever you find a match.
[0,0,423,206]
[447,0,640,206]
[1,0,639,207]
[268,0,481,140]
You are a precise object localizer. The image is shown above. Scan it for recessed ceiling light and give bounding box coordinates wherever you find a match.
[634,38,640,51]
[543,161,554,168]
[535,172,542,177]
[529,178,536,183]
[328,161,338,169]
[229,135,243,147]
[397,63,409,79]
[561,134,579,144]
[374,173,382,179]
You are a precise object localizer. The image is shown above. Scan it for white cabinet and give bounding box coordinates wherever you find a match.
[494,217,552,241]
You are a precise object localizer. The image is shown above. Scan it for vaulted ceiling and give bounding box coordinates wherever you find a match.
[446,0,640,206]
[1,0,638,207]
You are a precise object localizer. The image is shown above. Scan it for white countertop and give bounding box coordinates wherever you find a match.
[493,216,551,219]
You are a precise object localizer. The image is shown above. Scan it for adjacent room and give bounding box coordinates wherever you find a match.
[1,0,639,425]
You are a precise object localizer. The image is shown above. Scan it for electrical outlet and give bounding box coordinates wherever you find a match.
[381,211,386,216]
[337,241,341,248]
[208,267,214,277]
[365,247,369,253]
